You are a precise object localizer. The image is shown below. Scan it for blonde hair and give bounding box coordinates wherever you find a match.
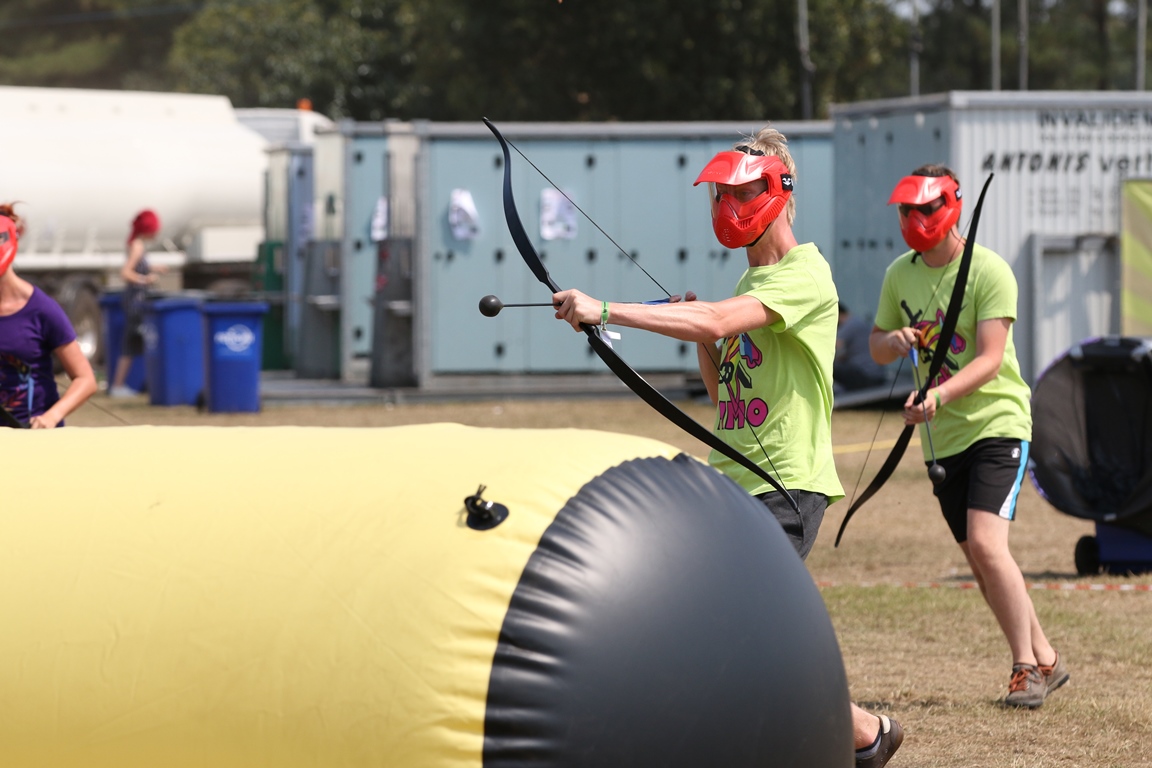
[737,124,797,226]
[911,163,960,187]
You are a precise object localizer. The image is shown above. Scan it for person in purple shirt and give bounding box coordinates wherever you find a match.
[0,203,97,428]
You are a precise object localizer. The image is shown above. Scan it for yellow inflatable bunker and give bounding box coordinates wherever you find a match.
[0,424,851,767]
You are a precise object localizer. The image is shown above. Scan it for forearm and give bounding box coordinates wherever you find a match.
[36,342,98,428]
[604,300,730,344]
[555,290,775,343]
[931,318,1012,406]
[35,375,97,428]
[928,353,1000,407]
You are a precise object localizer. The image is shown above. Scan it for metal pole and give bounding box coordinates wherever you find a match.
[992,0,1001,90]
[1139,0,1147,90]
[797,0,816,118]
[1018,0,1028,90]
[911,0,921,96]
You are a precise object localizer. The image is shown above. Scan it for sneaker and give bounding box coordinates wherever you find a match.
[107,386,137,399]
[1038,651,1070,696]
[1004,663,1046,708]
[855,715,904,768]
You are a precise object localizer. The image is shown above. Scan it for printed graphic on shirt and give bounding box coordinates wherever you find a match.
[716,333,769,431]
[0,352,33,419]
[900,299,968,387]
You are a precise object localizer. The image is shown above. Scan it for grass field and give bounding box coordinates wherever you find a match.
[73,393,1152,767]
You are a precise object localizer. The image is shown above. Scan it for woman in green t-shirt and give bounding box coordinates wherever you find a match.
[554,124,902,768]
[870,164,1068,710]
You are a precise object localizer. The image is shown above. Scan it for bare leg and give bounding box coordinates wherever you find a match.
[960,510,1054,666]
[852,703,880,749]
[1027,594,1057,667]
[111,355,132,390]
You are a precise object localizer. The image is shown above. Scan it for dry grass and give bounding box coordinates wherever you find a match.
[71,394,1152,767]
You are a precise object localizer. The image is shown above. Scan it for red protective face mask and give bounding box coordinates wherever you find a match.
[694,150,793,249]
[888,175,962,253]
[0,217,17,277]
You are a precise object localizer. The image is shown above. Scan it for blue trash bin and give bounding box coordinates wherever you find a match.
[144,297,205,406]
[98,292,146,392]
[202,302,268,413]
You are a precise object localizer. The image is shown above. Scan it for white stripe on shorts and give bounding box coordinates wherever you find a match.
[997,440,1030,521]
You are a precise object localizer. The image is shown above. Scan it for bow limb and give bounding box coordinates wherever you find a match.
[482,117,797,510]
[835,173,994,547]
[831,424,913,548]
[1,402,27,429]
[484,118,560,294]
[585,333,795,506]
[919,173,994,392]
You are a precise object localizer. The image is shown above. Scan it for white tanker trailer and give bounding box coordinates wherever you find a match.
[0,86,329,364]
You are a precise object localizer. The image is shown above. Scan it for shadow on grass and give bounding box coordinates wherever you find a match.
[1022,569,1084,581]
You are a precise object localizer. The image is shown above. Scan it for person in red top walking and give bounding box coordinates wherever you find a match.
[108,209,166,397]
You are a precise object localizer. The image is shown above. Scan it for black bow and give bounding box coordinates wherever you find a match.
[1,402,27,429]
[483,118,796,509]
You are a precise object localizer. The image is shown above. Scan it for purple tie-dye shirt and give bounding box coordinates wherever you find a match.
[0,287,77,424]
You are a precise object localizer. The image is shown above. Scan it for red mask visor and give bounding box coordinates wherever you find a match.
[694,151,793,249]
[0,217,17,277]
[888,175,962,252]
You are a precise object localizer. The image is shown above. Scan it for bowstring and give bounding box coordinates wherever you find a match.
[86,396,133,425]
[0,385,133,428]
[843,355,906,505]
[707,340,789,494]
[505,134,789,495]
[506,138,672,298]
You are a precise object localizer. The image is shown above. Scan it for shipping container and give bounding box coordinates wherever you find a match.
[264,119,834,387]
[410,120,833,384]
[831,91,1152,382]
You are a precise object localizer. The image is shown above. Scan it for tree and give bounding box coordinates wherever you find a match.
[168,0,373,117]
[397,0,908,121]
[168,0,912,122]
[808,0,911,109]
[0,0,192,90]
[917,0,993,92]
[1029,0,1136,89]
[3,0,1145,121]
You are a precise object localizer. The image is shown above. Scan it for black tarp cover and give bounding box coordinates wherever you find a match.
[1030,337,1152,534]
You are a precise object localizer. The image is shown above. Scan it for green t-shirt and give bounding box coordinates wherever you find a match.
[708,242,845,503]
[874,244,1032,459]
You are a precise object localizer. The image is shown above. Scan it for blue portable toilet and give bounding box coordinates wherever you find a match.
[202,302,268,413]
[143,296,205,407]
[98,291,146,393]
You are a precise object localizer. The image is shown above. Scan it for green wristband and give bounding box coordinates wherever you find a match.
[601,301,609,327]
[934,390,942,409]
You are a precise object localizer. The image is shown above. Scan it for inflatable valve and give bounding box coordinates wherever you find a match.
[464,484,510,530]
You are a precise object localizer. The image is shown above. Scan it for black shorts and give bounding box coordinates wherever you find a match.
[930,437,1030,544]
[122,311,145,357]
[755,489,828,561]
